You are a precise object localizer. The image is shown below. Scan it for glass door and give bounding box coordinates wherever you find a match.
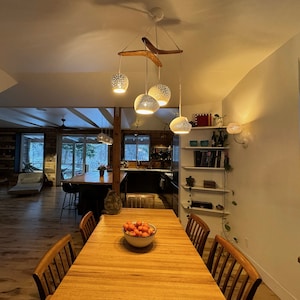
[61,135,108,179]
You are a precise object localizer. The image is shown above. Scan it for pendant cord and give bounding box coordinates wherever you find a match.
[178,52,183,117]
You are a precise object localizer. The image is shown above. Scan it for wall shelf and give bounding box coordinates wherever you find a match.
[181,203,230,216]
[182,185,230,193]
[182,166,225,171]
[183,146,229,150]
[191,126,227,130]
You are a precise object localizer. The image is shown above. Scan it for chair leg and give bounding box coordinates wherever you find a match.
[60,192,78,221]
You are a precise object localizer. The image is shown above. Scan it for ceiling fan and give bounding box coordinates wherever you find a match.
[55,118,76,130]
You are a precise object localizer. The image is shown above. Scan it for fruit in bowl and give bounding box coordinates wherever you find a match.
[123,221,157,248]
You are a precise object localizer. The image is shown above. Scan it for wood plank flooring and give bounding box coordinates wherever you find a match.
[0,185,279,299]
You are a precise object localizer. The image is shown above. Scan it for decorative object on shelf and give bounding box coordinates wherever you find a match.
[213,114,225,127]
[97,165,106,177]
[186,176,195,187]
[194,150,227,168]
[191,201,213,209]
[189,140,198,147]
[193,113,213,127]
[203,180,216,189]
[216,204,224,210]
[200,140,209,147]
[224,152,233,172]
[226,122,248,148]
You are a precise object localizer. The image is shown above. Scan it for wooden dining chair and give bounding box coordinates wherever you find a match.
[32,234,77,300]
[206,234,262,300]
[79,211,97,244]
[185,213,210,257]
[126,193,156,208]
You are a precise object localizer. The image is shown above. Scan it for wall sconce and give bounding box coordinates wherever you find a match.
[226,123,248,148]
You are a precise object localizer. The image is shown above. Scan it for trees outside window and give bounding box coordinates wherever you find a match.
[61,135,108,179]
[20,133,44,172]
[124,135,150,161]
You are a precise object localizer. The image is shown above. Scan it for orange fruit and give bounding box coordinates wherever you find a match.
[141,231,149,237]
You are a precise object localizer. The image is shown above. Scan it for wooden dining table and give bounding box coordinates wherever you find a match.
[51,208,225,299]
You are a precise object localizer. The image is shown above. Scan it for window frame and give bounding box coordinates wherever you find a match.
[123,134,150,162]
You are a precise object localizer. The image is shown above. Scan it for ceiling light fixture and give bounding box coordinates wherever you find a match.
[148,66,171,106]
[147,25,171,106]
[115,7,182,113]
[111,57,129,94]
[97,130,113,145]
[169,54,191,134]
[134,49,160,115]
[169,84,191,134]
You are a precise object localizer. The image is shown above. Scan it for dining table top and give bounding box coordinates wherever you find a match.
[51,208,225,299]
[61,171,127,185]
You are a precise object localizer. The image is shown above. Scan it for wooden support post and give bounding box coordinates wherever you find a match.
[112,108,121,193]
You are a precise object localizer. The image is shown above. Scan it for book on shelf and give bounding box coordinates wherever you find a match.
[194,150,225,168]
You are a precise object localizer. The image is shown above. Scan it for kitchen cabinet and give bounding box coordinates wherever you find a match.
[124,170,162,193]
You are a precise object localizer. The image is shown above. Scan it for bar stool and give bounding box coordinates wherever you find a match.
[60,183,80,220]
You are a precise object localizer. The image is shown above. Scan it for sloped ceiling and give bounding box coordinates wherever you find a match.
[0,0,300,129]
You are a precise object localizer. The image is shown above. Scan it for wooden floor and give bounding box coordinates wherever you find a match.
[0,185,279,299]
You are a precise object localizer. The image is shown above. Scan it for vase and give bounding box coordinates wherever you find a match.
[99,170,105,177]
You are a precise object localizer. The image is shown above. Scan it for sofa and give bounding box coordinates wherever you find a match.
[8,172,44,195]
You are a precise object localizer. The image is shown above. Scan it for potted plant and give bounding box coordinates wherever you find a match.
[97,165,106,177]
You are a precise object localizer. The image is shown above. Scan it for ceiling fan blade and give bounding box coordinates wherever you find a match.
[118,49,162,67]
[142,37,183,55]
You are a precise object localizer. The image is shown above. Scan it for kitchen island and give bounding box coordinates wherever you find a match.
[62,171,127,220]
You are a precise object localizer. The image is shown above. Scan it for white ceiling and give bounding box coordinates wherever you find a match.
[0,0,300,129]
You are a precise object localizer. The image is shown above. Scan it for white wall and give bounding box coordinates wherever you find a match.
[222,34,300,299]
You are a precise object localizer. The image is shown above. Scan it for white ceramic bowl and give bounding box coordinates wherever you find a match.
[123,223,157,248]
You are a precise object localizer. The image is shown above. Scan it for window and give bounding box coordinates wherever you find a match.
[61,135,109,179]
[20,133,44,172]
[124,134,150,161]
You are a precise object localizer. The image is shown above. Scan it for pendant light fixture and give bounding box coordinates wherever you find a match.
[169,83,191,134]
[111,57,129,94]
[147,25,171,106]
[134,48,160,115]
[170,54,191,134]
[148,67,171,106]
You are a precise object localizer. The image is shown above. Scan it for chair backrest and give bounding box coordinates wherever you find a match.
[126,193,155,208]
[62,182,79,193]
[185,213,210,256]
[206,234,262,300]
[32,234,77,300]
[79,211,97,244]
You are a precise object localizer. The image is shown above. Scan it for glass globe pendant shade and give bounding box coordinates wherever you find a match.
[111,73,129,94]
[148,84,171,106]
[134,94,160,115]
[226,122,242,134]
[170,116,192,134]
